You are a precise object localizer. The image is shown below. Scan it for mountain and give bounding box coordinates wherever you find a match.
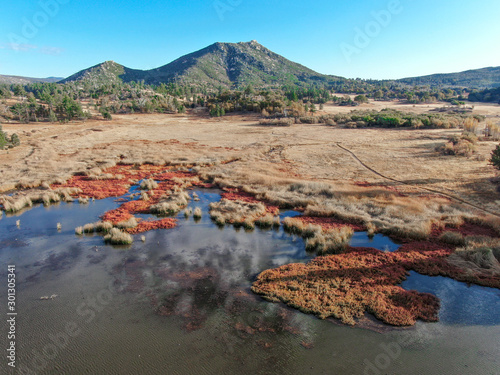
[139,40,334,87]
[395,66,500,88]
[59,60,145,86]
[0,75,63,85]
[59,41,337,88]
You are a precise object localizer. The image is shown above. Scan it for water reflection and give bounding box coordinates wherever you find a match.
[401,271,500,325]
[350,232,401,252]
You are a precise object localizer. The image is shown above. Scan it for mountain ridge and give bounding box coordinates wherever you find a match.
[0,75,63,85]
[2,41,499,89]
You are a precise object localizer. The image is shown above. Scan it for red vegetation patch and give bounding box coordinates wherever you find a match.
[298,216,365,232]
[100,207,133,224]
[432,222,498,238]
[53,175,131,199]
[51,164,188,200]
[222,188,280,215]
[252,242,500,327]
[54,163,205,235]
[126,218,177,234]
[155,171,196,181]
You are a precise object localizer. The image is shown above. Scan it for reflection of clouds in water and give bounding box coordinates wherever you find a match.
[142,223,309,286]
[110,214,315,343]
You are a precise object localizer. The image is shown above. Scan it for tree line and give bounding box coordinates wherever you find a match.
[0,76,489,123]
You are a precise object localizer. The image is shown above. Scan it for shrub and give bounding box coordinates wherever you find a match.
[10,133,20,147]
[0,125,20,149]
[491,144,500,170]
[437,133,477,157]
[354,94,368,103]
[298,116,318,124]
[331,109,463,129]
[258,118,293,126]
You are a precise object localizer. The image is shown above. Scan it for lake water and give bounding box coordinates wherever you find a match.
[0,188,499,375]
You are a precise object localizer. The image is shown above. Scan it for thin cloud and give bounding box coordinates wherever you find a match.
[0,43,38,51]
[39,46,64,56]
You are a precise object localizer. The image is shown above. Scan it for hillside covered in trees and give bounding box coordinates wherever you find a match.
[395,66,500,89]
[468,87,500,103]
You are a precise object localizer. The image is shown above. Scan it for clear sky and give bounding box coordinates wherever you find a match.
[1,0,499,80]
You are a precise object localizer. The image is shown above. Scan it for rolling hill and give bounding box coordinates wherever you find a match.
[395,66,500,88]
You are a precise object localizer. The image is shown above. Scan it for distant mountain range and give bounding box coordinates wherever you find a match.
[0,75,63,85]
[396,66,500,89]
[2,41,499,89]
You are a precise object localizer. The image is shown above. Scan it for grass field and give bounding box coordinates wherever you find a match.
[2,99,498,214]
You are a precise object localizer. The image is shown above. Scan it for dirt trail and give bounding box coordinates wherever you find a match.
[335,142,500,217]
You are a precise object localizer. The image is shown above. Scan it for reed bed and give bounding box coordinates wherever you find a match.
[209,199,267,227]
[150,191,190,215]
[140,178,158,190]
[104,228,133,245]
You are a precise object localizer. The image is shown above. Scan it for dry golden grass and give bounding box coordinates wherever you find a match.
[140,178,158,190]
[116,217,139,229]
[0,108,497,214]
[209,199,267,227]
[206,178,473,241]
[150,191,190,215]
[0,187,81,212]
[282,216,354,254]
[104,228,133,245]
[3,108,497,243]
[193,207,202,219]
[448,236,500,278]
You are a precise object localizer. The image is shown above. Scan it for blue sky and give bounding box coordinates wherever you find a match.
[1,0,499,80]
